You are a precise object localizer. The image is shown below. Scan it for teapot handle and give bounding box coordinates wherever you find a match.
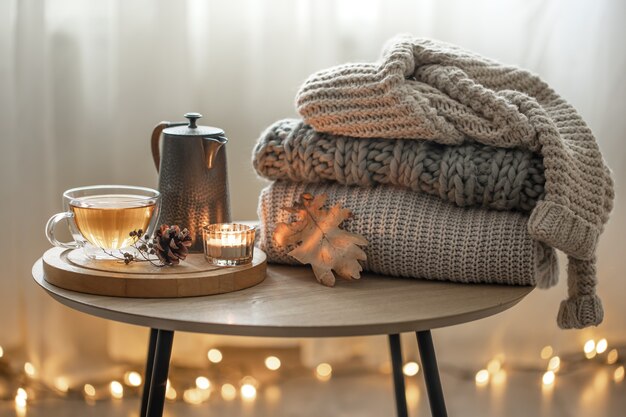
[151,121,186,172]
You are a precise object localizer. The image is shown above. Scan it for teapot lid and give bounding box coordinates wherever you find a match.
[163,112,225,137]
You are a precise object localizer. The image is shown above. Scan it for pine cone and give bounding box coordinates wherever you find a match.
[153,225,192,265]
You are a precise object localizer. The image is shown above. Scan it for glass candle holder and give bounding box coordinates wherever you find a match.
[203,223,256,266]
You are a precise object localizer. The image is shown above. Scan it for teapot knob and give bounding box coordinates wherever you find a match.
[184,112,202,128]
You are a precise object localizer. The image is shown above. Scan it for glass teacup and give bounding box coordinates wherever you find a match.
[45,185,160,259]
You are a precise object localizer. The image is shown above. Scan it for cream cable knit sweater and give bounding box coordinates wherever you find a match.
[253,118,545,212]
[295,36,614,329]
[259,181,558,288]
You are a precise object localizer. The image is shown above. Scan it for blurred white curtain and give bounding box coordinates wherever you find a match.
[1,0,625,383]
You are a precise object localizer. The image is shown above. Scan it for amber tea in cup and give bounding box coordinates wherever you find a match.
[46,185,160,258]
[70,195,156,250]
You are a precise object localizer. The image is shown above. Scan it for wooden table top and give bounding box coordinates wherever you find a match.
[32,258,532,338]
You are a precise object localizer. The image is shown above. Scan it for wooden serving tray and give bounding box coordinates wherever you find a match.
[42,247,266,298]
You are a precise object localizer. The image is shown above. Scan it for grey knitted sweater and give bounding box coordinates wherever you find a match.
[295,36,614,329]
[259,182,557,288]
[253,118,545,212]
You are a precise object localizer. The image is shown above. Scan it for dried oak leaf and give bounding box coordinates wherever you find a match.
[274,193,368,286]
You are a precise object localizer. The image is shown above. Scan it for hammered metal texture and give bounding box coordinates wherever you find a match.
[157,133,231,253]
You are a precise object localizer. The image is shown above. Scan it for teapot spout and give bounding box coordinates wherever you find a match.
[202,135,228,170]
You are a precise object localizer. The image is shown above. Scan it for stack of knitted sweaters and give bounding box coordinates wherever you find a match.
[252,36,614,329]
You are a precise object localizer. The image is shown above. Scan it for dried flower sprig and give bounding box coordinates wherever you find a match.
[103,224,192,267]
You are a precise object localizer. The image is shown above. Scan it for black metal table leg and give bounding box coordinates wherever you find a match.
[416,330,448,417]
[145,329,175,417]
[140,328,159,417]
[388,334,409,417]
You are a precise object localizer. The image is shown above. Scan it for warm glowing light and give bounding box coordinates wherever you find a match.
[84,384,96,397]
[16,388,27,401]
[221,383,237,401]
[540,345,553,360]
[166,387,177,400]
[240,376,258,387]
[475,369,489,386]
[0,345,3,358]
[195,376,210,390]
[183,388,204,405]
[165,381,177,401]
[487,358,501,374]
[125,371,142,387]
[24,362,36,377]
[53,377,69,393]
[403,362,420,376]
[265,356,281,371]
[110,381,124,399]
[585,351,597,359]
[615,366,625,383]
[316,363,333,381]
[15,395,27,408]
[548,356,561,372]
[240,384,257,400]
[492,370,507,386]
[207,348,223,363]
[584,339,595,354]
[607,349,619,365]
[542,371,555,386]
[596,338,608,354]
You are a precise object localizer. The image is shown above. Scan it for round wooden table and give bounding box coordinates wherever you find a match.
[32,258,532,417]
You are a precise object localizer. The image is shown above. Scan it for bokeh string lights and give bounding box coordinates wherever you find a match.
[0,338,623,412]
[469,338,625,390]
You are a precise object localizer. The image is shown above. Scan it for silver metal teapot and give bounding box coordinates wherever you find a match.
[151,112,231,252]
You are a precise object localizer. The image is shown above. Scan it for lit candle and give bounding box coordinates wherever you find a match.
[203,223,256,266]
[208,234,245,259]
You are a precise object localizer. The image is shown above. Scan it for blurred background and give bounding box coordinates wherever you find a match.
[0,0,624,416]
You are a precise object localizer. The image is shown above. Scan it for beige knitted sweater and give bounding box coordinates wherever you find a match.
[259,181,557,288]
[295,36,614,329]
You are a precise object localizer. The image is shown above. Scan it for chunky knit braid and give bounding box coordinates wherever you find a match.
[295,36,614,329]
[253,118,545,212]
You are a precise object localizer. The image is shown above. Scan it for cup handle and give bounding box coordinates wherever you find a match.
[45,212,81,249]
